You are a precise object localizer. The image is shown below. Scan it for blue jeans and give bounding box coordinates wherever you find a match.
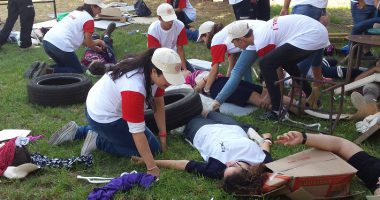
[43,40,84,73]
[297,49,324,76]
[351,17,380,35]
[292,4,323,20]
[186,28,199,42]
[214,50,257,104]
[74,111,160,157]
[351,1,375,25]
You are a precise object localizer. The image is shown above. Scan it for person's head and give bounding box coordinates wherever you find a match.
[110,48,184,108]
[88,60,106,76]
[77,0,107,17]
[197,21,224,49]
[227,21,254,50]
[157,3,176,30]
[184,70,209,88]
[221,162,267,195]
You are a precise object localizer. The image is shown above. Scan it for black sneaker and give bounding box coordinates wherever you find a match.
[260,111,280,121]
[24,61,41,79]
[260,110,289,121]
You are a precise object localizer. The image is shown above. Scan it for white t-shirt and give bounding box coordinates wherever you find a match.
[147,20,188,52]
[290,0,328,8]
[86,69,164,133]
[228,0,243,5]
[254,14,330,57]
[193,124,266,165]
[183,0,196,21]
[43,10,94,52]
[210,20,265,66]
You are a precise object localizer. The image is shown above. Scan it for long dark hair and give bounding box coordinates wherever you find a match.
[76,4,95,17]
[110,48,162,110]
[221,163,267,195]
[206,23,224,49]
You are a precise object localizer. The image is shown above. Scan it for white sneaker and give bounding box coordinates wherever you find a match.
[247,128,264,144]
[81,130,98,156]
[48,121,78,145]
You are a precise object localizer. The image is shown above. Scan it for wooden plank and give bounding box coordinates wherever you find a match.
[334,73,380,94]
[354,121,380,144]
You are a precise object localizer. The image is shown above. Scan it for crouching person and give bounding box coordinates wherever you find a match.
[48,48,185,178]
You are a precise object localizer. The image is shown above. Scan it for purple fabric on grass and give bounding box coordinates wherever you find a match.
[87,173,156,200]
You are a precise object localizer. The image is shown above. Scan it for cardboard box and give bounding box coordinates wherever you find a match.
[96,7,125,22]
[266,148,357,200]
[100,7,122,17]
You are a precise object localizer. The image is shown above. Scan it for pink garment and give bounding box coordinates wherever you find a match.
[0,138,16,176]
[27,135,44,142]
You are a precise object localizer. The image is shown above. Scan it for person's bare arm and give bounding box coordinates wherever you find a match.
[177,45,188,72]
[226,53,238,77]
[132,133,160,177]
[357,0,366,9]
[275,131,363,160]
[153,96,168,152]
[260,133,272,153]
[83,32,105,52]
[280,0,291,15]
[131,156,189,170]
[204,64,219,94]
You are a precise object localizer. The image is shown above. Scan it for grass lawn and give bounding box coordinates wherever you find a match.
[0,1,379,199]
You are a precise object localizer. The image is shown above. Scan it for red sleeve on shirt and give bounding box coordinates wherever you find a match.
[178,0,186,9]
[154,88,165,97]
[211,44,227,66]
[177,28,188,46]
[121,91,145,123]
[257,44,276,57]
[147,34,161,48]
[83,20,94,33]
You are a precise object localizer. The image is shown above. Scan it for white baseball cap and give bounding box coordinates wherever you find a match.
[84,0,107,8]
[157,3,177,22]
[197,21,215,42]
[151,48,185,85]
[226,21,250,43]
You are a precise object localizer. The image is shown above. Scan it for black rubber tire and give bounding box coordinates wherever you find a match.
[27,73,92,107]
[144,88,202,132]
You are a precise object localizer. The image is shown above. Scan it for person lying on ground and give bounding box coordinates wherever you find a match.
[196,20,265,110]
[80,22,117,76]
[131,111,273,195]
[47,48,186,178]
[276,131,380,196]
[40,0,107,75]
[184,69,299,111]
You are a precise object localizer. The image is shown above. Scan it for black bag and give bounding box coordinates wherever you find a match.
[134,0,152,17]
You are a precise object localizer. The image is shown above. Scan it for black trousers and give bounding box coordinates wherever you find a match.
[232,0,270,21]
[0,0,35,48]
[260,43,315,111]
